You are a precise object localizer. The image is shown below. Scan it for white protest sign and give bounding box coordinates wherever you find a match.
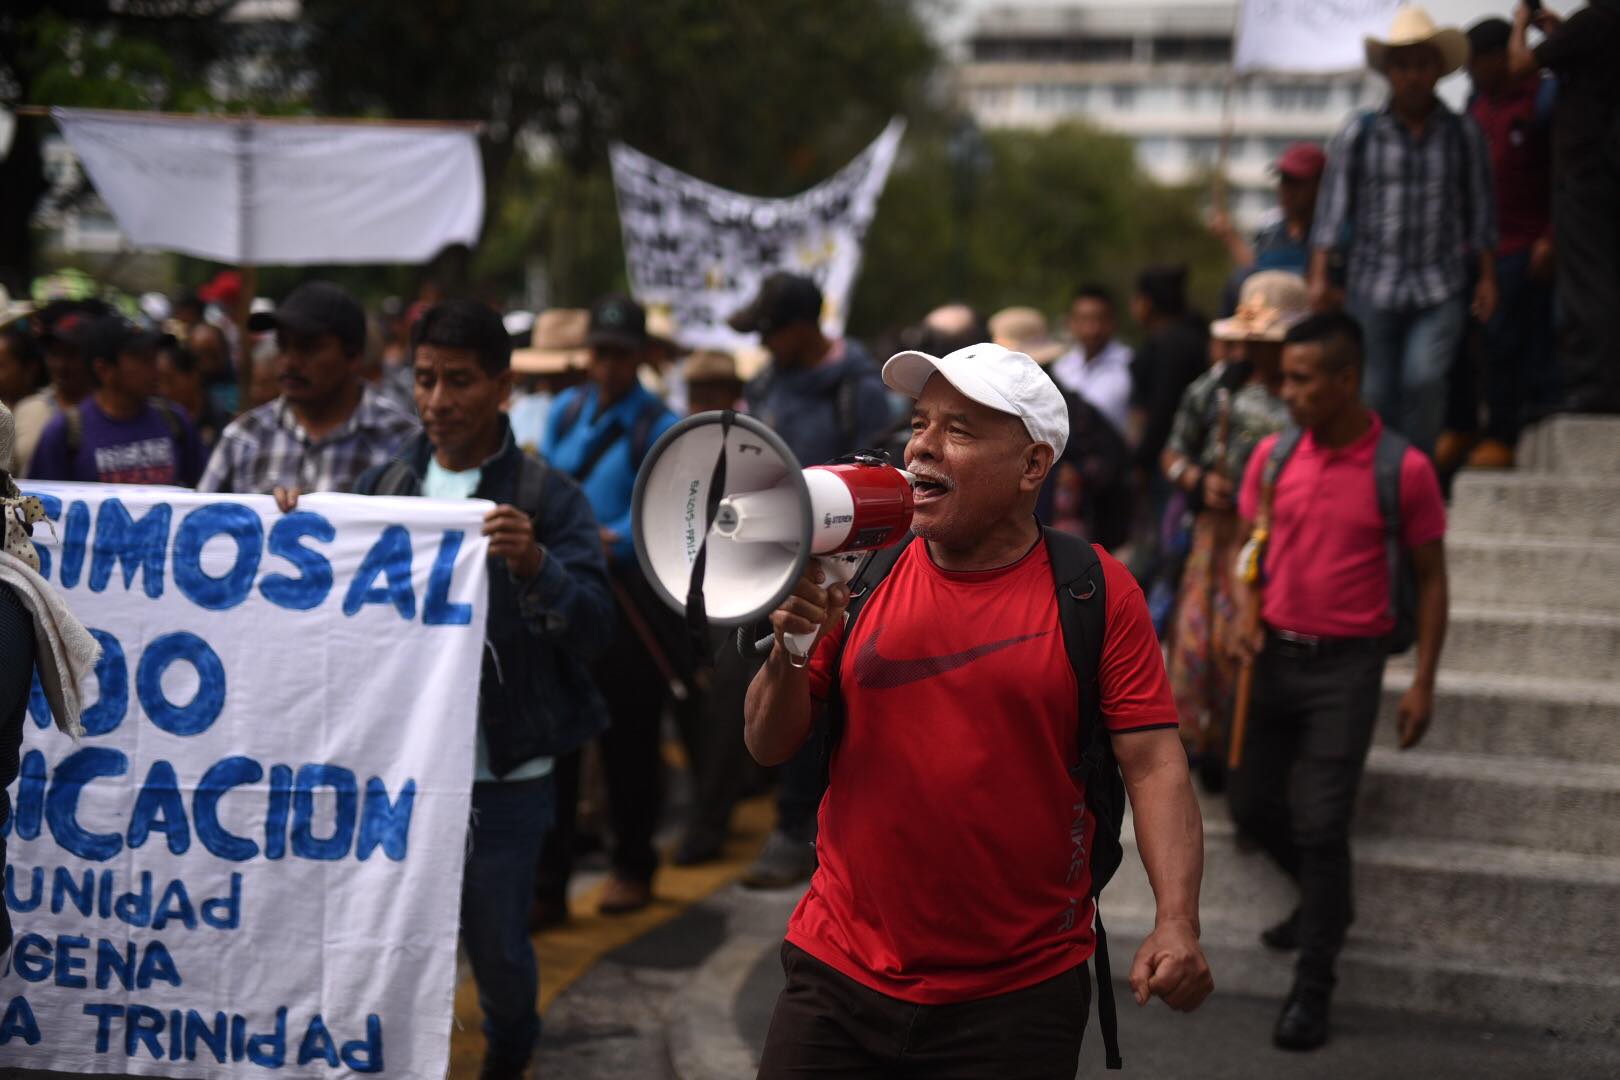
[0,483,488,1079]
[1235,0,1403,73]
[54,108,485,265]
[609,118,905,351]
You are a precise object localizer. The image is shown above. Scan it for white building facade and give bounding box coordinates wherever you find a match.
[957,0,1385,229]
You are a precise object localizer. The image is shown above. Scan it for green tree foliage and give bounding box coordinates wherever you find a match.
[0,2,234,290]
[853,122,1229,335]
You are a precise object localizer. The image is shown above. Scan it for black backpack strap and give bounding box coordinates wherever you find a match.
[515,454,549,516]
[366,459,418,497]
[1263,425,1304,489]
[64,403,85,460]
[835,368,861,453]
[1372,428,1408,627]
[1043,527,1124,1070]
[629,402,663,474]
[819,533,915,780]
[554,390,587,443]
[569,398,660,486]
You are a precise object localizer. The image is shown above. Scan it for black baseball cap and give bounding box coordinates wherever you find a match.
[727,272,823,336]
[248,280,366,356]
[76,316,173,367]
[587,293,647,351]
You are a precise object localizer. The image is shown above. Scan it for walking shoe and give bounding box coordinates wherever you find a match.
[1433,430,1476,472]
[477,1053,531,1079]
[1465,439,1514,469]
[1273,983,1331,1051]
[672,824,726,867]
[598,876,653,916]
[1260,907,1301,951]
[529,894,569,932]
[741,829,817,889]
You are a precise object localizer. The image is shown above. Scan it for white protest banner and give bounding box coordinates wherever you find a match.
[1235,0,1402,73]
[54,108,485,265]
[609,118,905,351]
[0,483,488,1079]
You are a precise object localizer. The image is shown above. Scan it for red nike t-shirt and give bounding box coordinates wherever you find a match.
[786,538,1177,1004]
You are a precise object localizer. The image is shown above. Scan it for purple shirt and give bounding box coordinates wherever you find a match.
[28,398,205,486]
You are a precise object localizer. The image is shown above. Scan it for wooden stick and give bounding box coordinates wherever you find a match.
[1228,628,1259,771]
[14,104,483,132]
[236,264,257,412]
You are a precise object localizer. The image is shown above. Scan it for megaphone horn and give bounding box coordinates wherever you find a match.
[632,411,915,665]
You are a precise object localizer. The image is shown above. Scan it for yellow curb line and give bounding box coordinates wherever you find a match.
[448,794,776,1076]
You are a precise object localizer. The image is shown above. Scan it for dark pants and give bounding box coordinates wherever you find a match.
[758,942,1090,1080]
[538,580,670,894]
[463,776,556,1065]
[1226,640,1385,989]
[1553,153,1620,407]
[684,633,765,838]
[1481,248,1558,443]
[775,733,825,841]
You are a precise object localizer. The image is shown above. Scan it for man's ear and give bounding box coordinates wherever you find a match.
[1022,441,1056,492]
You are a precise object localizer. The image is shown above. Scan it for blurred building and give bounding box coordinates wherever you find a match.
[957,0,1383,229]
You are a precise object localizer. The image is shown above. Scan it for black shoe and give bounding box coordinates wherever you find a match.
[528,894,569,932]
[1273,985,1331,1051]
[1195,751,1227,795]
[1260,907,1301,951]
[672,824,726,867]
[478,1053,531,1079]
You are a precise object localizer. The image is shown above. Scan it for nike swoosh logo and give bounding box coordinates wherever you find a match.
[853,625,1052,689]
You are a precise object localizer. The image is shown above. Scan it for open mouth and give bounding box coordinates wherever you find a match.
[909,472,953,505]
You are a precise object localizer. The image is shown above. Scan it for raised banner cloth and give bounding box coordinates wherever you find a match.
[53,109,485,265]
[0,483,489,1079]
[609,118,905,351]
[1235,0,1403,73]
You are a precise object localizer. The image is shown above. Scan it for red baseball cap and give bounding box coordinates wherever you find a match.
[1273,142,1326,180]
[197,270,244,305]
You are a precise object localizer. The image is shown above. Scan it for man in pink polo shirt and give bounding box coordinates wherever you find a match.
[1230,311,1448,1052]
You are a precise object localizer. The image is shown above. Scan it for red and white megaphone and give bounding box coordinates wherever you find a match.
[632,411,914,663]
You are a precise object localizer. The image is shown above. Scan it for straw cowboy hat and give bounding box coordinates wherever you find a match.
[1210,272,1311,343]
[1365,6,1470,77]
[684,349,744,386]
[988,306,1065,366]
[0,286,33,329]
[512,308,590,375]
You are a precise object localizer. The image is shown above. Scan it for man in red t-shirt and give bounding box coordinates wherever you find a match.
[745,342,1212,1078]
[1231,312,1449,1052]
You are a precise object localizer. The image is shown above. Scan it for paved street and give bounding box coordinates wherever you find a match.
[533,881,1620,1080]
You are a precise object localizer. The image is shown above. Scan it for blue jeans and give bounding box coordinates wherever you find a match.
[463,775,556,1065]
[1352,297,1467,456]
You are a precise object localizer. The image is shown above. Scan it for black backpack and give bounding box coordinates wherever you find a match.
[820,526,1130,1070]
[1262,426,1417,653]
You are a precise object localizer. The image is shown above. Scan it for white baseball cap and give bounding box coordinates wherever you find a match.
[883,342,1069,459]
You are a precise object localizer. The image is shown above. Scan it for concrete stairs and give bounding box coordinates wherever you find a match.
[1108,415,1620,1040]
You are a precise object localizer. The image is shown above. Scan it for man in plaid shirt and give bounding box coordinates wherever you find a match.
[199,281,418,505]
[1309,7,1497,458]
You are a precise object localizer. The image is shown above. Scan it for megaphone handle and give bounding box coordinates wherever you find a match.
[783,555,863,667]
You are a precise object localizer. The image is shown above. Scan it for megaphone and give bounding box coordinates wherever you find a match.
[632,411,914,664]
